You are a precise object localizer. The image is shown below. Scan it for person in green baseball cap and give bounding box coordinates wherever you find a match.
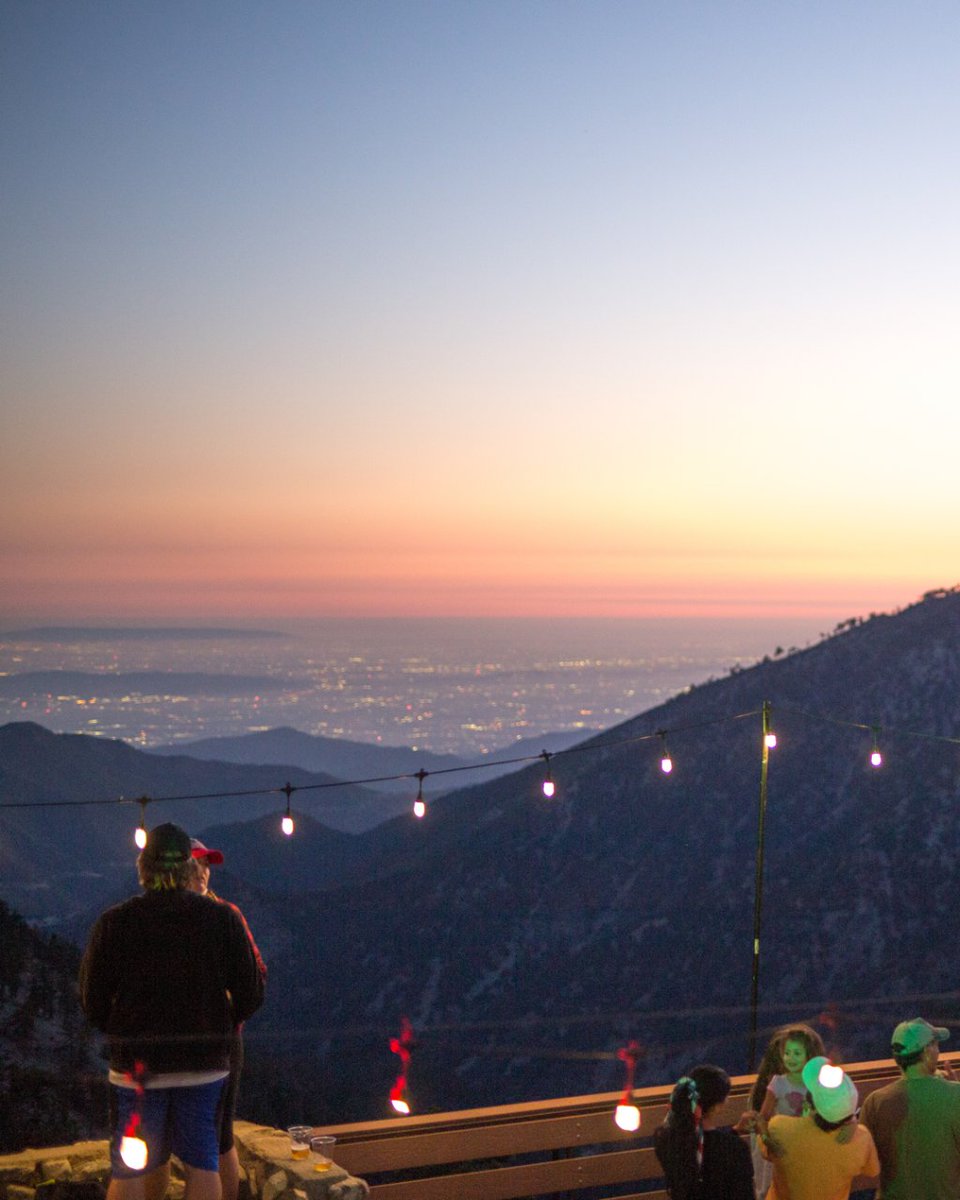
[860,1017,960,1199]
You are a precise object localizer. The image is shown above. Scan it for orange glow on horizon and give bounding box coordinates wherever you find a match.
[0,569,944,624]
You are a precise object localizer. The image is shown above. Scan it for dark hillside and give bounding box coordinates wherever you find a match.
[0,898,107,1151]
[5,589,960,1137]
[241,588,960,1123]
[0,724,388,920]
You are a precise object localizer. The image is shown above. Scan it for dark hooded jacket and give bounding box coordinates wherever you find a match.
[80,888,264,1075]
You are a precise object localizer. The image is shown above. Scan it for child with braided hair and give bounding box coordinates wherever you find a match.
[654,1064,754,1200]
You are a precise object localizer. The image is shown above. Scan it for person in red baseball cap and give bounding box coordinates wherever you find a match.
[140,836,267,1200]
[190,838,224,867]
[81,824,264,1200]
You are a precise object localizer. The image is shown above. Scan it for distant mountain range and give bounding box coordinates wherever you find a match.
[0,723,403,922]
[0,720,591,925]
[1,626,287,640]
[148,725,592,793]
[5,587,960,1139]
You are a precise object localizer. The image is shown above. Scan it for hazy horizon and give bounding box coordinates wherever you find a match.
[0,611,835,755]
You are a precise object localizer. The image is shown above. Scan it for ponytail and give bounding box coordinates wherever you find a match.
[655,1066,730,1199]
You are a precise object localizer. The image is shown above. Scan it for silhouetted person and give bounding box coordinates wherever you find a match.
[80,823,264,1200]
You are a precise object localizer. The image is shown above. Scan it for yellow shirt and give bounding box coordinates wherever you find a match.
[764,1114,880,1200]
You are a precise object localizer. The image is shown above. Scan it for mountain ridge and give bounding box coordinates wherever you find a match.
[239,587,960,1123]
[4,587,960,1134]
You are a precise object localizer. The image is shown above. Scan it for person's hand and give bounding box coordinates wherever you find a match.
[734,1109,758,1134]
[937,1060,958,1081]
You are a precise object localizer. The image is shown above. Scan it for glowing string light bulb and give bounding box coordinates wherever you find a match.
[614,1041,642,1132]
[134,798,148,850]
[870,727,883,768]
[281,782,295,836]
[413,769,427,819]
[389,1017,416,1115]
[657,731,673,775]
[763,703,777,749]
[540,750,555,798]
[120,1062,148,1169]
[120,1135,148,1171]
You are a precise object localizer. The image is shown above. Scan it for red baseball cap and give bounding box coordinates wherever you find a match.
[190,837,224,866]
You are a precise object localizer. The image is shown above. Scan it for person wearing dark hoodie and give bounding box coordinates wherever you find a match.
[80,823,264,1200]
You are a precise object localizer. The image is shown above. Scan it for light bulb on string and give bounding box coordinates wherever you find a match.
[615,1100,641,1132]
[413,769,427,819]
[134,798,148,850]
[389,1081,411,1115]
[388,1017,416,1115]
[614,1040,642,1131]
[120,1063,148,1168]
[281,783,295,836]
[657,731,673,775]
[763,702,777,749]
[119,1135,148,1171]
[870,727,883,768]
[540,751,555,798]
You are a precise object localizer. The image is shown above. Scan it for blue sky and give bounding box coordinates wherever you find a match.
[3,1,958,620]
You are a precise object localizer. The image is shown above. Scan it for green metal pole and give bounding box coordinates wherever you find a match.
[749,700,772,1072]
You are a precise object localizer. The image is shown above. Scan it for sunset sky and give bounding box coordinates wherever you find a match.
[3,1,958,622]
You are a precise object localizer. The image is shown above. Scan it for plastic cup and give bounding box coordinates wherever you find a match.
[288,1126,312,1160]
[310,1135,337,1171]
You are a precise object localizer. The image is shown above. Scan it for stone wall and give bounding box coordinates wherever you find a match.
[0,1123,368,1200]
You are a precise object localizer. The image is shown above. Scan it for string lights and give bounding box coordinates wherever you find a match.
[614,1040,642,1131]
[657,730,673,775]
[118,1060,148,1170]
[134,798,148,850]
[4,700,956,835]
[389,1016,416,1114]
[281,782,295,836]
[540,750,555,798]
[413,769,427,819]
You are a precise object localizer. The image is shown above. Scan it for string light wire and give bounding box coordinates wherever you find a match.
[3,703,959,820]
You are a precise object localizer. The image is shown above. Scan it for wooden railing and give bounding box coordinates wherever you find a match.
[318,1056,939,1200]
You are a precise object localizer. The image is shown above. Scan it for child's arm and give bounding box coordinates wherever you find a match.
[733,1109,757,1133]
[758,1087,776,1123]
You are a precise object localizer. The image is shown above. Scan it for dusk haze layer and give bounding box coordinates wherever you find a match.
[3,1,958,622]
